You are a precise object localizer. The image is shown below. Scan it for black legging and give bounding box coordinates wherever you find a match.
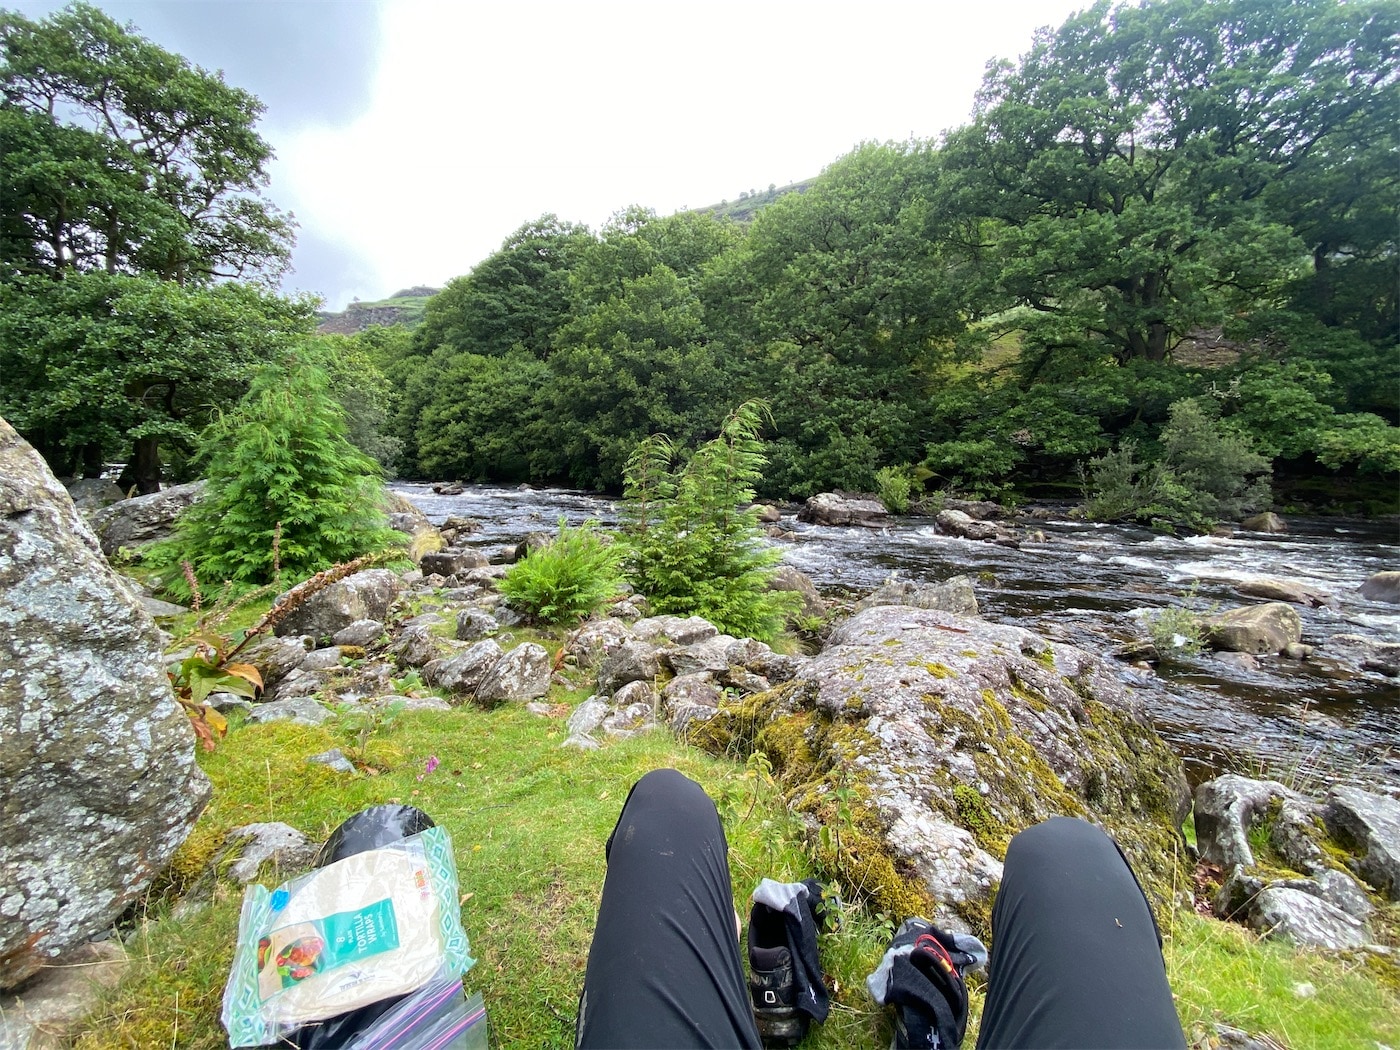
[577,770,1185,1050]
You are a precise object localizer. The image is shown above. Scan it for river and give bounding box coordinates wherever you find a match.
[392,483,1399,796]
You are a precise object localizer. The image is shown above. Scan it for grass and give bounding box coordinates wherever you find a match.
[70,696,1400,1049]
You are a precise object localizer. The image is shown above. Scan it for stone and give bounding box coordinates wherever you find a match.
[1320,634,1400,677]
[474,643,552,706]
[1211,1024,1288,1050]
[1235,577,1333,608]
[420,549,488,577]
[612,680,658,711]
[566,618,635,666]
[566,697,609,743]
[942,499,1005,520]
[424,640,505,698]
[382,489,442,562]
[86,480,205,557]
[299,646,352,673]
[0,941,127,1050]
[853,576,980,618]
[1248,886,1367,949]
[797,492,888,527]
[272,569,404,641]
[455,608,500,642]
[333,619,386,648]
[1358,571,1400,604]
[602,702,656,736]
[1205,603,1303,655]
[309,748,357,775]
[935,509,1008,543]
[220,823,319,885]
[1239,512,1287,533]
[753,503,782,524]
[206,691,254,716]
[667,635,740,679]
[63,477,126,512]
[239,634,312,688]
[661,674,724,731]
[1193,775,1296,869]
[598,640,661,694]
[0,419,209,989]
[631,615,719,646]
[768,566,826,619]
[690,605,1189,931]
[245,697,333,726]
[1323,786,1400,900]
[388,624,443,668]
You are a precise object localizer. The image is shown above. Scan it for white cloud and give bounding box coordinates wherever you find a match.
[276,0,1087,308]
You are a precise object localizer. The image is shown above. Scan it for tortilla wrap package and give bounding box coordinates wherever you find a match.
[222,826,474,1048]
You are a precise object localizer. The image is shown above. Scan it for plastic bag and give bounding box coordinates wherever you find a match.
[341,966,488,1049]
[222,825,474,1048]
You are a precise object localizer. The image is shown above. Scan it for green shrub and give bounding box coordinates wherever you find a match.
[1145,604,1205,656]
[622,401,800,641]
[155,355,404,597]
[499,519,624,625]
[874,466,913,514]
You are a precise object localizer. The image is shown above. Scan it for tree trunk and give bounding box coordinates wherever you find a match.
[130,436,162,494]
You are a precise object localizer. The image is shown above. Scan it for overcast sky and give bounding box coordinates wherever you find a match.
[12,0,1089,309]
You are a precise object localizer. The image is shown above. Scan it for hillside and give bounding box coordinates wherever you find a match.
[695,178,815,222]
[316,286,440,334]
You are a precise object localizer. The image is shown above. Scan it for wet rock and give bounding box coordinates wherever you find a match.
[1281,642,1313,661]
[1323,786,1400,900]
[333,619,385,648]
[455,608,500,642]
[474,643,552,706]
[1235,577,1333,608]
[273,569,404,641]
[598,640,661,694]
[632,615,719,646]
[424,640,505,698]
[768,565,827,619]
[797,492,888,527]
[853,576,979,618]
[420,549,488,577]
[935,509,1009,543]
[1320,634,1400,677]
[86,480,205,557]
[942,498,1004,520]
[1240,512,1287,533]
[1358,571,1400,604]
[753,503,782,524]
[0,420,209,989]
[1211,1023,1287,1050]
[1205,603,1302,655]
[245,697,333,726]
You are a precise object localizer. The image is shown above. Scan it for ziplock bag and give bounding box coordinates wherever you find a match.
[222,824,474,1048]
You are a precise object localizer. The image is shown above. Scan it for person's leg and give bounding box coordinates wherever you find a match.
[976,817,1186,1049]
[576,768,761,1049]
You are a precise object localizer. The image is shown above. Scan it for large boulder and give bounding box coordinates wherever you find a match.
[768,566,827,620]
[689,604,1189,932]
[852,576,979,618]
[0,419,209,989]
[272,569,404,641]
[1323,786,1400,900]
[797,492,888,528]
[86,481,205,557]
[935,509,1013,544]
[1205,603,1303,655]
[1239,512,1287,533]
[1234,577,1334,608]
[474,643,552,707]
[382,489,442,562]
[1358,571,1400,604]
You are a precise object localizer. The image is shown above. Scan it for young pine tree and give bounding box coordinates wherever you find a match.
[165,356,403,593]
[622,401,799,641]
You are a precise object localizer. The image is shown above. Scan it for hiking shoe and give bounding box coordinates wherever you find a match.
[748,942,807,1047]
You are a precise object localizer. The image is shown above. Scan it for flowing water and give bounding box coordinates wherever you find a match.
[393,483,1400,795]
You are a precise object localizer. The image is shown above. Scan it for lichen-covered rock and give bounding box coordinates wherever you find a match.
[1324,786,1400,900]
[220,823,319,885]
[797,492,888,527]
[667,635,741,679]
[474,643,552,706]
[632,615,719,646]
[1206,603,1303,655]
[688,605,1189,933]
[382,489,442,562]
[86,480,205,556]
[424,640,505,698]
[420,549,487,577]
[239,634,312,688]
[245,697,333,726]
[598,640,661,694]
[768,566,827,619]
[852,576,979,617]
[455,608,499,642]
[566,619,635,666]
[273,569,404,641]
[1247,886,1367,949]
[1194,775,1298,869]
[661,673,724,731]
[0,419,209,989]
[389,624,444,669]
[333,619,386,648]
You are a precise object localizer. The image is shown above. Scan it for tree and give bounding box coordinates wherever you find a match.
[159,355,403,593]
[0,3,293,283]
[940,0,1399,363]
[0,272,314,488]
